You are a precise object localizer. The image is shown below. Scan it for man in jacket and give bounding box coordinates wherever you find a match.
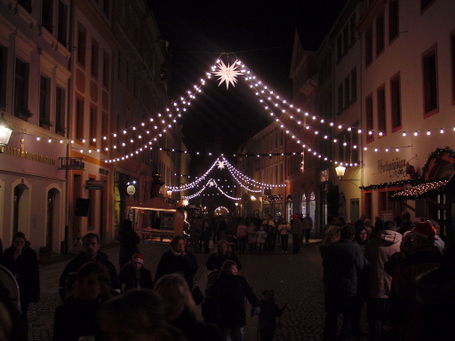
[155,235,198,290]
[58,233,119,301]
[291,215,303,254]
[364,220,402,341]
[323,224,367,341]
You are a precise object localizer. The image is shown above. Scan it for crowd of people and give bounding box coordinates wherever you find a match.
[0,211,453,341]
[321,213,452,341]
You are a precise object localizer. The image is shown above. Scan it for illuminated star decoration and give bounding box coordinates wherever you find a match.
[217,160,227,169]
[213,60,243,89]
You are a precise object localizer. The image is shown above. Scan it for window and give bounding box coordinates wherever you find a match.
[350,67,357,101]
[364,192,372,221]
[389,0,399,42]
[77,26,86,66]
[337,34,342,62]
[0,45,7,110]
[103,0,110,16]
[102,51,110,87]
[376,16,384,55]
[421,0,435,11]
[91,39,99,77]
[338,83,343,113]
[365,28,373,66]
[39,75,51,128]
[117,51,122,81]
[452,33,455,103]
[58,1,68,46]
[366,94,374,142]
[349,13,356,45]
[101,112,108,151]
[42,0,54,33]
[377,86,386,136]
[14,59,29,113]
[90,107,97,147]
[18,0,31,12]
[76,98,84,140]
[390,74,402,130]
[344,76,350,107]
[55,86,65,135]
[422,46,438,115]
[343,25,349,55]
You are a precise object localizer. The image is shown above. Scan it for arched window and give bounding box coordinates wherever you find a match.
[301,193,307,215]
[309,191,316,222]
[13,184,30,234]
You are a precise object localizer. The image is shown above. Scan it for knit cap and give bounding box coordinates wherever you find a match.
[131,253,144,264]
[413,222,437,240]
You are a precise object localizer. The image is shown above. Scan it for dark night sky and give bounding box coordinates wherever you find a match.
[149,0,345,171]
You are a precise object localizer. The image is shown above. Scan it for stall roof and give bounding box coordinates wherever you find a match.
[391,179,449,200]
[126,197,176,212]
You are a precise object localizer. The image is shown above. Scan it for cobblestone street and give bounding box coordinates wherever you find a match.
[27,239,367,340]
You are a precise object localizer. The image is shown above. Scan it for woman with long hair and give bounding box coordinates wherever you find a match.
[155,274,221,341]
[208,260,259,341]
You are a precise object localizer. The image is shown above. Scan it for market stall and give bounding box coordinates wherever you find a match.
[125,197,184,242]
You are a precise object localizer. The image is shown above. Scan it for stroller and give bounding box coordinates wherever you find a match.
[0,264,21,313]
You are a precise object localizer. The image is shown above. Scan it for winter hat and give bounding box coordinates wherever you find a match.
[131,253,144,264]
[413,222,437,240]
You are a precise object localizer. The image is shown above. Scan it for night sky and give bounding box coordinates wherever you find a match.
[149,0,345,172]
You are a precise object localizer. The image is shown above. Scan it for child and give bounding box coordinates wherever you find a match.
[258,289,286,341]
[118,253,154,291]
[53,262,111,341]
[256,226,268,254]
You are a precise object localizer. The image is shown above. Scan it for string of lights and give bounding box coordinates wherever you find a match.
[167,156,286,197]
[14,56,453,162]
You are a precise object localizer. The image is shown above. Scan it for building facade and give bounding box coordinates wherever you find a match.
[0,0,187,257]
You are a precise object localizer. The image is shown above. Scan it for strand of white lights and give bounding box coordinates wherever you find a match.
[215,183,242,201]
[182,186,207,200]
[223,161,263,192]
[242,73,336,163]
[166,157,221,192]
[183,178,242,201]
[224,159,287,188]
[220,156,287,188]
[103,77,209,162]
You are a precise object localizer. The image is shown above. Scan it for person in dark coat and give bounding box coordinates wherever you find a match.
[206,240,242,272]
[155,235,198,290]
[116,219,140,268]
[322,224,368,341]
[155,273,222,341]
[258,289,286,341]
[53,262,111,341]
[118,253,153,291]
[208,259,259,341]
[0,232,40,322]
[58,233,119,301]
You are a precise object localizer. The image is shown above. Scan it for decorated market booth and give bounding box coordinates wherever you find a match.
[125,197,184,242]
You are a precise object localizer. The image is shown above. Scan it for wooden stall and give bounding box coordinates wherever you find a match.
[125,197,184,242]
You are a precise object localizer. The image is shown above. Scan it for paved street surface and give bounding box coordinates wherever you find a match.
[28,238,368,341]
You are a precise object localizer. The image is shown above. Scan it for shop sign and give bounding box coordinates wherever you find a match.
[85,180,105,190]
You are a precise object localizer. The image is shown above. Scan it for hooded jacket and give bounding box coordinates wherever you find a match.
[364,229,402,298]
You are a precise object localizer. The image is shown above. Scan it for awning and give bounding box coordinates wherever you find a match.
[391,180,449,200]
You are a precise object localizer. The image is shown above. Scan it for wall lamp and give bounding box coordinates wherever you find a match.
[335,165,360,188]
[335,165,346,179]
[0,113,13,153]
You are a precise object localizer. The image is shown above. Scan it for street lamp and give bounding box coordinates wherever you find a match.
[0,113,13,153]
[335,165,346,179]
